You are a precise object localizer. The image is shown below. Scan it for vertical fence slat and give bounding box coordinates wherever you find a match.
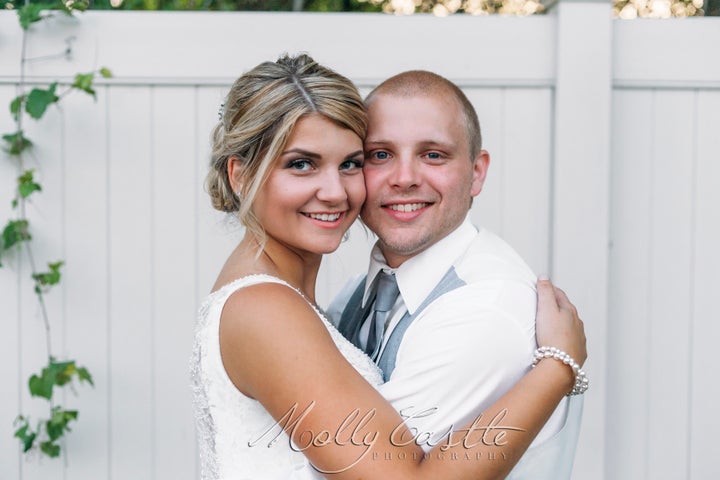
[18,90,66,480]
[108,86,154,480]
[467,88,505,235]
[62,87,110,479]
[690,90,720,480]
[646,90,694,480]
[608,89,653,480]
[152,87,198,480]
[502,88,552,274]
[195,87,238,302]
[0,84,22,480]
[552,3,612,479]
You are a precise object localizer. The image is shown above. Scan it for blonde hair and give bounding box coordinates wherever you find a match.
[206,54,367,245]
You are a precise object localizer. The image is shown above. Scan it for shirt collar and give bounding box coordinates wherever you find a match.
[363,216,478,314]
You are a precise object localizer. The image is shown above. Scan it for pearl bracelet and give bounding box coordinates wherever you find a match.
[532,346,589,396]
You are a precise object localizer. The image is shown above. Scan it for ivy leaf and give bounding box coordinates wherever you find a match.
[29,360,67,399]
[72,73,96,99]
[40,441,61,458]
[10,95,25,121]
[99,67,113,78]
[46,407,77,441]
[14,418,37,452]
[17,4,45,30]
[2,132,33,155]
[18,169,42,200]
[1,219,31,251]
[65,0,90,12]
[28,358,92,398]
[28,371,54,400]
[76,367,94,386]
[52,360,76,387]
[32,261,64,294]
[25,83,59,120]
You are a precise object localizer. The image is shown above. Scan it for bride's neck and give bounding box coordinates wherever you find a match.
[238,234,321,303]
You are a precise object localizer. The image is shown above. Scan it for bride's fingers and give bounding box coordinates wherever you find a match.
[553,286,577,318]
[536,275,560,312]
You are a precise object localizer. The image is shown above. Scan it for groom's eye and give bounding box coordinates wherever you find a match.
[373,151,389,160]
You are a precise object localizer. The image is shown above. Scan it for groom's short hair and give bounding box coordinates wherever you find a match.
[365,70,483,159]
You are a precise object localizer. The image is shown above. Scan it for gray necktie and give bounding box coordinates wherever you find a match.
[365,271,400,361]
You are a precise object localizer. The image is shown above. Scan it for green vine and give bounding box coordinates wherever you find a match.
[2,1,111,459]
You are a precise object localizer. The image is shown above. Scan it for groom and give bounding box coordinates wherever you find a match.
[328,71,583,478]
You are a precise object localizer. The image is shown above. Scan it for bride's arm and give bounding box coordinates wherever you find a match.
[220,278,585,480]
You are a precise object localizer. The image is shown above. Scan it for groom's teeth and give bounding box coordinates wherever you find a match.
[307,213,341,222]
[388,203,427,213]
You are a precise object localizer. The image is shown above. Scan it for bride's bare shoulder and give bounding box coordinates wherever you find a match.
[219,280,334,398]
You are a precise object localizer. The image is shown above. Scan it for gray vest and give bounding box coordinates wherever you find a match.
[338,267,466,381]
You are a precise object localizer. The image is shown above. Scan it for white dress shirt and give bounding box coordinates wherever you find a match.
[328,216,580,478]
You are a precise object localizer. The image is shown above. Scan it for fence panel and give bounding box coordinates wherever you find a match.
[1,9,719,480]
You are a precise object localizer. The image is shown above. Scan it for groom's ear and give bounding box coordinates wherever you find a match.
[470,149,490,197]
[227,156,246,193]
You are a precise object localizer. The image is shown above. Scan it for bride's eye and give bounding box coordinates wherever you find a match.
[339,159,363,171]
[286,159,313,171]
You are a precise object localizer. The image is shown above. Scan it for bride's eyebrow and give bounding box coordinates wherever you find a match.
[281,148,320,158]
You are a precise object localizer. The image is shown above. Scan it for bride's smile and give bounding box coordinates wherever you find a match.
[237,112,365,257]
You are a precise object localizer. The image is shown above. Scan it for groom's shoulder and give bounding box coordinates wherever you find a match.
[453,227,536,287]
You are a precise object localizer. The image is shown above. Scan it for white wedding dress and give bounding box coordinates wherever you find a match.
[190,274,384,480]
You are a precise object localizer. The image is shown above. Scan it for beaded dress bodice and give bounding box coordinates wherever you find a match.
[190,274,383,480]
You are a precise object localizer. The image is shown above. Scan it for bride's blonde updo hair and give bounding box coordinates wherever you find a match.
[206,53,367,243]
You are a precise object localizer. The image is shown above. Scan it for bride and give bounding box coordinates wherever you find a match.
[191,53,586,480]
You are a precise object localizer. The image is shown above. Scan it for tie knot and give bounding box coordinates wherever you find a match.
[374,271,399,312]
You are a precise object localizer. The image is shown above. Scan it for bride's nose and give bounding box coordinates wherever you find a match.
[316,170,347,204]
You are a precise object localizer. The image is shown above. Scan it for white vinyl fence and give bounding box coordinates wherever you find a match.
[0,6,718,480]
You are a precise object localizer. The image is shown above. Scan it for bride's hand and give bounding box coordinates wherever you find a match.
[535,276,587,367]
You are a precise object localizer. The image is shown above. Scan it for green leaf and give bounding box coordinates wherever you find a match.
[2,132,33,155]
[72,72,96,99]
[14,419,37,452]
[32,261,64,292]
[29,360,67,399]
[10,95,25,121]
[40,441,60,458]
[17,169,42,200]
[1,219,31,251]
[28,372,54,400]
[25,83,59,120]
[76,366,94,386]
[28,358,92,399]
[99,67,113,79]
[17,4,44,30]
[46,407,77,441]
[53,360,76,386]
[65,0,90,12]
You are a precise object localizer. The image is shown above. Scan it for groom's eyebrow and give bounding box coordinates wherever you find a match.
[364,138,392,147]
